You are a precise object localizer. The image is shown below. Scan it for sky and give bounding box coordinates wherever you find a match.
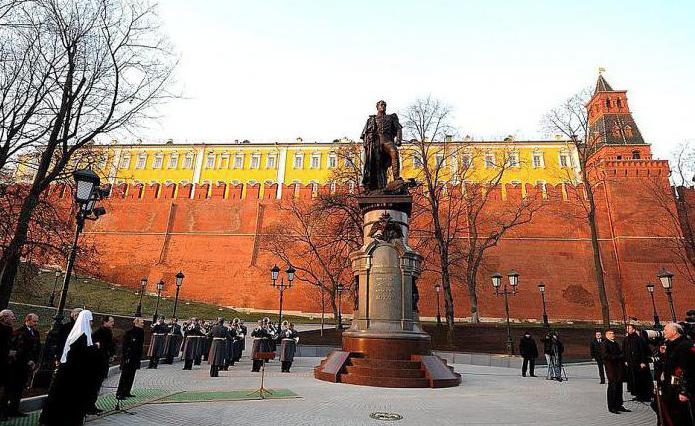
[142,0,695,160]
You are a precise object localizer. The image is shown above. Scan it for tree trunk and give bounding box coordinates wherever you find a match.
[585,184,611,327]
[465,268,480,323]
[0,187,42,308]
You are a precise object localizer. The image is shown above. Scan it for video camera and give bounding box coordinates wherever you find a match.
[641,309,695,343]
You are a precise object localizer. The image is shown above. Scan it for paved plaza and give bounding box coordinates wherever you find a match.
[89,356,657,426]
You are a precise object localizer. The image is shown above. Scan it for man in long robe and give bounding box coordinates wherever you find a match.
[0,309,16,420]
[147,316,168,369]
[182,318,203,370]
[622,324,653,402]
[163,317,183,364]
[86,315,115,415]
[207,318,228,377]
[279,322,300,373]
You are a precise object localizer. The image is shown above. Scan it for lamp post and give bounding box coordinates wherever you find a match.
[492,270,519,356]
[173,271,185,318]
[657,268,676,322]
[646,283,660,327]
[336,283,344,330]
[48,270,61,307]
[135,277,147,317]
[271,264,295,326]
[152,279,164,323]
[45,168,106,368]
[538,282,549,328]
[434,282,442,326]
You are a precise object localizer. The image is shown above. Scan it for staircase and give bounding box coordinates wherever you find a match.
[315,352,461,388]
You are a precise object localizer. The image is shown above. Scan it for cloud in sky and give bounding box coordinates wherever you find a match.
[140,0,695,160]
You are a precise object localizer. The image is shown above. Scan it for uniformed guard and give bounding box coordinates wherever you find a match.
[251,320,269,372]
[147,316,168,369]
[238,319,248,358]
[199,320,212,363]
[163,317,183,364]
[280,322,300,373]
[231,318,245,365]
[208,318,228,377]
[182,318,203,370]
[223,321,236,370]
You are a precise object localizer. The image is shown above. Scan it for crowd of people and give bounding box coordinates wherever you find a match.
[518,323,694,424]
[0,308,301,424]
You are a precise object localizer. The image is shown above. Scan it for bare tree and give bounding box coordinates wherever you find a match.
[401,97,541,338]
[0,0,177,308]
[261,199,354,327]
[541,88,613,326]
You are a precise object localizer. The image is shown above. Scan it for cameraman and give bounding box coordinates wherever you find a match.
[660,322,694,425]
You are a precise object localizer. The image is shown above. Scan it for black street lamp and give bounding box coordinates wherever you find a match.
[492,270,519,356]
[271,264,295,326]
[48,270,61,307]
[336,283,345,330]
[434,281,442,326]
[173,271,185,318]
[657,268,676,322]
[152,279,164,323]
[45,168,106,368]
[136,277,147,317]
[646,283,660,327]
[538,282,549,328]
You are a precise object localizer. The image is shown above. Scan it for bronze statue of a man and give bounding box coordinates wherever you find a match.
[360,100,403,191]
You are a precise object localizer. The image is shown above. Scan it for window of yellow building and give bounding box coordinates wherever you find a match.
[266,154,277,169]
[413,153,423,169]
[233,154,243,169]
[250,154,260,169]
[205,153,215,169]
[310,153,321,169]
[153,154,163,169]
[509,152,520,168]
[484,153,496,168]
[220,153,230,169]
[532,151,545,168]
[293,153,304,169]
[136,153,147,169]
[168,154,178,169]
[119,154,130,169]
[435,153,445,169]
[559,151,570,168]
[327,153,337,169]
[462,154,472,169]
[182,153,193,169]
[97,155,108,170]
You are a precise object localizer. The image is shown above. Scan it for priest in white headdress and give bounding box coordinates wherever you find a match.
[40,310,102,425]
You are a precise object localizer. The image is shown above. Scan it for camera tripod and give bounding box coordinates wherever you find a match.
[545,354,568,381]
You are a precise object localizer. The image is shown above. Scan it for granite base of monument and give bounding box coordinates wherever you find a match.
[314,194,461,388]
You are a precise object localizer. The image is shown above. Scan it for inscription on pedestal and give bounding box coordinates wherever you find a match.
[368,245,402,321]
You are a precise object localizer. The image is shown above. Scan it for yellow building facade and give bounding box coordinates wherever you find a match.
[30,137,580,198]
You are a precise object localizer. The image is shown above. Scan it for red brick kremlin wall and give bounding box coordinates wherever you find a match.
[46,160,695,324]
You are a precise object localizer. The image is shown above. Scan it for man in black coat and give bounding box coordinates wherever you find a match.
[0,309,16,420]
[1,313,41,418]
[56,308,82,365]
[518,331,538,377]
[623,324,653,402]
[660,322,695,425]
[207,318,228,377]
[86,316,115,415]
[117,317,145,399]
[590,331,606,384]
[602,329,630,414]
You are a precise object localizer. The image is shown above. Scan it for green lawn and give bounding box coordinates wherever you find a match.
[9,266,314,327]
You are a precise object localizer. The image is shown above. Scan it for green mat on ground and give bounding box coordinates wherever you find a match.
[154,389,300,403]
[0,388,170,426]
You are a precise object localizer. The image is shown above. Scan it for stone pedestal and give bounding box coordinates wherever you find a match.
[314,195,460,388]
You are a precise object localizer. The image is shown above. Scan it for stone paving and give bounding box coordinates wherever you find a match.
[90,356,657,426]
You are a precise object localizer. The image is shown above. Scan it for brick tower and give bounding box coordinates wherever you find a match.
[587,72,652,161]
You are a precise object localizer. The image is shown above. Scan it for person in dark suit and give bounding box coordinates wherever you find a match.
[1,313,41,418]
[86,316,116,415]
[622,324,653,402]
[602,329,630,414]
[519,331,539,377]
[590,331,606,384]
[116,317,145,399]
[0,309,16,420]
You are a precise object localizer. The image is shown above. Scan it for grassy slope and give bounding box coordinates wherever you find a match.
[10,270,313,330]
